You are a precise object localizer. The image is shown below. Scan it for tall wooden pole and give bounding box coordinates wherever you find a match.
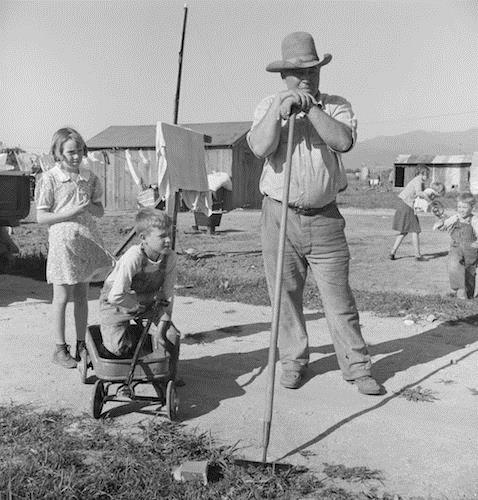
[171,4,188,250]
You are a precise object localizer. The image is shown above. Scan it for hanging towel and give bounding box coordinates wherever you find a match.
[156,122,212,216]
[208,171,232,192]
[138,149,150,165]
[125,149,144,188]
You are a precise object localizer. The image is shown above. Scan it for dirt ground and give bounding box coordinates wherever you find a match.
[1,209,478,499]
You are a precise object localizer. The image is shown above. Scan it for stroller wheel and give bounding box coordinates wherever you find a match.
[78,351,88,384]
[91,380,106,419]
[166,380,179,421]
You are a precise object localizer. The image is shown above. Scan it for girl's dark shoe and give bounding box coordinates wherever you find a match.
[415,255,425,261]
[389,253,396,260]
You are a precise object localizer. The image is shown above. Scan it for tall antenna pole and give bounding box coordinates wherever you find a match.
[171,4,188,249]
[174,5,188,125]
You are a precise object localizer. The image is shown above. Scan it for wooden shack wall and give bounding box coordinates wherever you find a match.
[431,165,469,191]
[231,137,263,209]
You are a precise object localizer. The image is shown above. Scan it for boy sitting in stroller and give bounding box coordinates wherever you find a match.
[99,208,179,365]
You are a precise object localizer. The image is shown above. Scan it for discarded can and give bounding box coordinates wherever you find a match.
[172,460,209,485]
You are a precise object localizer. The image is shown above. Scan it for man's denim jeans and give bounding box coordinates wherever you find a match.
[261,196,372,380]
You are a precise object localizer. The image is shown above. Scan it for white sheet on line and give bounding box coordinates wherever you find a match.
[156,121,212,216]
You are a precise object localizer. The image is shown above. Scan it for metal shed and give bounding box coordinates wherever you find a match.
[393,153,474,192]
[86,122,264,211]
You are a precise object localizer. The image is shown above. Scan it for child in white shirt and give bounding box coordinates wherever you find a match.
[99,208,178,357]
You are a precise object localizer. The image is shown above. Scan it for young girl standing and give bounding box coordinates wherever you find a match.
[390,166,430,261]
[36,128,112,368]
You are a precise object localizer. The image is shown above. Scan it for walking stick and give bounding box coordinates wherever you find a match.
[261,113,296,463]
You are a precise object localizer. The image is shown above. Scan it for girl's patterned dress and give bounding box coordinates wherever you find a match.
[36,164,113,285]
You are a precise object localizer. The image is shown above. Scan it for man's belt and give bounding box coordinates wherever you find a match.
[266,195,335,216]
[287,202,335,216]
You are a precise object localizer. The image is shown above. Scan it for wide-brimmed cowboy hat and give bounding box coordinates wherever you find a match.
[266,32,332,73]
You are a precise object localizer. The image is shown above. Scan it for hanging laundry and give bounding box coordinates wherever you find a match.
[39,154,55,172]
[156,122,212,216]
[125,149,144,189]
[207,171,232,192]
[138,149,150,165]
[87,151,104,164]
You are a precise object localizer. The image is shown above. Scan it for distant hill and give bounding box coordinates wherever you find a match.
[344,128,478,171]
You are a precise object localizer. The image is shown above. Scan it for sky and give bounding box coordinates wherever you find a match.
[1,0,477,152]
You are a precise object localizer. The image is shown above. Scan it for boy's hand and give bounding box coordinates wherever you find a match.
[136,303,148,315]
[139,298,169,322]
[433,221,444,231]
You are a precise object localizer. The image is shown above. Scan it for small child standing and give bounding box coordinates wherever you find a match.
[413,181,446,215]
[99,208,178,363]
[36,128,113,368]
[434,192,478,299]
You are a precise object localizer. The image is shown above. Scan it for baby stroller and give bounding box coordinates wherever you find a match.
[78,301,180,421]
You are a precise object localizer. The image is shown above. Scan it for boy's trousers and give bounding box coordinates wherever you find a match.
[261,196,372,381]
[448,243,478,298]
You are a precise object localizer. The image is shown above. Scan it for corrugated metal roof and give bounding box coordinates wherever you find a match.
[395,153,472,165]
[87,122,252,150]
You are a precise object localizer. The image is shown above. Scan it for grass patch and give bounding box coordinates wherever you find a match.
[0,404,343,499]
[436,379,456,385]
[0,404,401,499]
[323,463,384,483]
[396,385,439,402]
[0,251,47,281]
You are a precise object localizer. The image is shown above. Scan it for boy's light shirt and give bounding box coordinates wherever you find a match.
[104,244,177,321]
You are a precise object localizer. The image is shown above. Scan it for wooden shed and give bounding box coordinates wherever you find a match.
[393,154,474,192]
[86,122,264,211]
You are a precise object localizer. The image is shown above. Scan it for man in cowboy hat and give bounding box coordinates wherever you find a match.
[247,32,381,395]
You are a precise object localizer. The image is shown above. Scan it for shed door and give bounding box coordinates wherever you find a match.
[394,166,405,188]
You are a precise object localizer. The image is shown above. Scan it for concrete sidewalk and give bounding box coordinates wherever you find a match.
[0,275,477,498]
